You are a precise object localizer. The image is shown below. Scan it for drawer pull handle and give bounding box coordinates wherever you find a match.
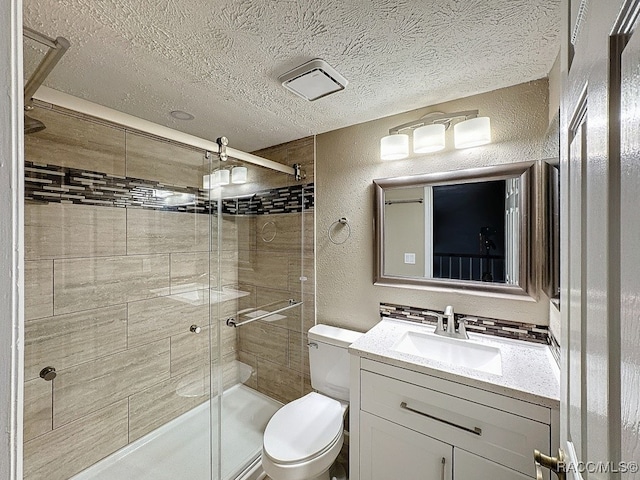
[441,456,446,480]
[399,401,482,436]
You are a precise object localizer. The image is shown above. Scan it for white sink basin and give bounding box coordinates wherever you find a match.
[391,330,503,375]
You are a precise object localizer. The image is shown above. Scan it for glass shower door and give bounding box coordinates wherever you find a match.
[213,159,311,480]
[23,107,218,480]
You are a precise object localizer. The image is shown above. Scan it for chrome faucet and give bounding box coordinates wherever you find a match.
[444,305,455,335]
[423,305,470,340]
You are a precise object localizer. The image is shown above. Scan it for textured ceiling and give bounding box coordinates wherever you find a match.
[23,0,561,152]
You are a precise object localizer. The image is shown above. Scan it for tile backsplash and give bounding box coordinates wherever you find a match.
[380,302,560,364]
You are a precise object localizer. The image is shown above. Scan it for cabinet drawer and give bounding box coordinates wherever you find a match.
[360,370,549,477]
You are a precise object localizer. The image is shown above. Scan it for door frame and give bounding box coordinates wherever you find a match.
[0,0,24,479]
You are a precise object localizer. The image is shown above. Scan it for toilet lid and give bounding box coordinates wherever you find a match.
[263,392,343,464]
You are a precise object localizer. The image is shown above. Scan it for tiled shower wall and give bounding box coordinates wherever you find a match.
[22,103,315,479]
[236,138,316,404]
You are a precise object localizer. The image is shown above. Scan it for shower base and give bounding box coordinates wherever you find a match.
[71,384,280,480]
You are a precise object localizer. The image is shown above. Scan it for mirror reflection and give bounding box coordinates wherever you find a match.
[383,178,520,284]
[374,161,539,297]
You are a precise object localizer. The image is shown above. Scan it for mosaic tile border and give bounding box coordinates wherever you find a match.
[380,302,550,345]
[25,161,314,216]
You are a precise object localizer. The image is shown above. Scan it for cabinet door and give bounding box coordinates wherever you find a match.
[360,411,452,480]
[360,370,549,477]
[454,448,531,480]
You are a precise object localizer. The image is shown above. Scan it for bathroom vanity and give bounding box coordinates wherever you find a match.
[348,319,560,480]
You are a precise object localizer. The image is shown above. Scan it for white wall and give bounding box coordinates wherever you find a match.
[548,51,561,124]
[316,80,552,333]
[383,187,425,277]
[0,0,24,478]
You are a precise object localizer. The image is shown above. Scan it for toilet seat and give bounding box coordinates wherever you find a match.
[263,392,343,464]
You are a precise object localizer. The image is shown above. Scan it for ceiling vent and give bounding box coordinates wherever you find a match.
[278,59,348,101]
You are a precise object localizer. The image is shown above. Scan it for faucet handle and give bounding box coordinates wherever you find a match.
[457,318,469,339]
[423,311,446,334]
[459,316,478,324]
[423,311,444,321]
[457,316,477,339]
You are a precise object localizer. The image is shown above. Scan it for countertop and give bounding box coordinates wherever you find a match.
[349,318,560,409]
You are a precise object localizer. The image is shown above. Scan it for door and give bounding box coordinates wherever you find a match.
[553,0,640,479]
[360,411,453,480]
[619,8,640,476]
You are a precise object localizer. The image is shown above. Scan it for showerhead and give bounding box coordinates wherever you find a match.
[24,114,46,134]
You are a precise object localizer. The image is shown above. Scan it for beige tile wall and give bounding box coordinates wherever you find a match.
[125,131,207,188]
[237,138,316,405]
[25,106,126,176]
[23,106,316,479]
[25,203,127,259]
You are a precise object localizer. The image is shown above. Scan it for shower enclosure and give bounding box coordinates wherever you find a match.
[22,103,314,480]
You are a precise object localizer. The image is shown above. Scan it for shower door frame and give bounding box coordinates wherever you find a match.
[1,0,25,477]
[210,163,310,480]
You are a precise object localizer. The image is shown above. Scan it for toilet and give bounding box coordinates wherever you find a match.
[262,324,363,480]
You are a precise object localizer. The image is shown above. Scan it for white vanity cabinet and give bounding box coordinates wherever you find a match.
[350,358,558,480]
[360,411,453,480]
[454,449,530,480]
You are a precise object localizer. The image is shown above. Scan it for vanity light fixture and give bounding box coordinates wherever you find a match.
[231,166,248,184]
[203,169,230,189]
[380,110,491,160]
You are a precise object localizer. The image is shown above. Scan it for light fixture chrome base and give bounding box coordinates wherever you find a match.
[293,163,305,181]
[389,109,479,134]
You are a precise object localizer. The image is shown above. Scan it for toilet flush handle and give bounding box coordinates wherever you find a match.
[307,342,318,349]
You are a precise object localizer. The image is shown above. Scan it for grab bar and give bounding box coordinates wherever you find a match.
[226,299,302,327]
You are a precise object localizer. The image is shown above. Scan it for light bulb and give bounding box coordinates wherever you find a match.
[413,124,446,153]
[231,166,248,184]
[380,134,409,160]
[454,117,491,149]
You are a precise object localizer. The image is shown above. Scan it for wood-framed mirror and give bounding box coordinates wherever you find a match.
[373,161,545,299]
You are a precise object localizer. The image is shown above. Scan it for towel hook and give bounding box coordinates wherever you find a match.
[328,217,351,245]
[260,220,277,243]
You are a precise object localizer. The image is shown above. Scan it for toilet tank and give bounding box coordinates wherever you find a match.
[308,324,363,402]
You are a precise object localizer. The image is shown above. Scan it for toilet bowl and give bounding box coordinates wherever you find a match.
[262,392,345,480]
[262,325,363,480]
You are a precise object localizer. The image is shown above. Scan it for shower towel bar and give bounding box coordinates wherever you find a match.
[226,299,303,327]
